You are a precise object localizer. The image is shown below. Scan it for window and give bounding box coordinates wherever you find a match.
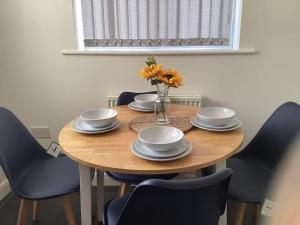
[75,0,242,50]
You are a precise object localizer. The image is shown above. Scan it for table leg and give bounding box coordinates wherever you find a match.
[79,165,92,225]
[96,170,104,224]
[195,161,227,225]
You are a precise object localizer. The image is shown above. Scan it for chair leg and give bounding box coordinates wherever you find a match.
[17,199,32,225]
[235,202,247,225]
[58,196,76,225]
[252,204,261,225]
[33,201,38,222]
[118,183,128,197]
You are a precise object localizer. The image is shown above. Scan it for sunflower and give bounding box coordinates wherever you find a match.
[139,64,163,79]
[157,69,183,88]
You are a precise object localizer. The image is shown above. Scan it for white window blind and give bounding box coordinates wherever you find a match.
[81,0,234,47]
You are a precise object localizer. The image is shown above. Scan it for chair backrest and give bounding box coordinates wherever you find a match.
[115,169,233,225]
[116,91,157,106]
[0,107,48,190]
[238,102,300,171]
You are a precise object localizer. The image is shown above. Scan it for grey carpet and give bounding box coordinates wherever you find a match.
[0,187,258,225]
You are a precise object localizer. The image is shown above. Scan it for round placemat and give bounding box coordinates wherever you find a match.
[129,113,193,133]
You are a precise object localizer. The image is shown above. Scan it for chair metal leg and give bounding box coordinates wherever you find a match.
[235,202,247,225]
[17,199,32,225]
[59,196,76,225]
[33,201,38,223]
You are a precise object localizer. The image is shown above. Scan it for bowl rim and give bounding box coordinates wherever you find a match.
[138,126,184,145]
[134,94,158,103]
[80,108,118,121]
[197,107,235,119]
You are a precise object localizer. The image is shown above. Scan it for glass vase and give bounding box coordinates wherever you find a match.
[154,90,170,125]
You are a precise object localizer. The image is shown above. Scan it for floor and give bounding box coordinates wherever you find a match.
[0,187,260,225]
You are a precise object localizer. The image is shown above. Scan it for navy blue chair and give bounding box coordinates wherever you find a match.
[106,91,179,196]
[104,169,233,225]
[227,102,300,225]
[0,107,79,225]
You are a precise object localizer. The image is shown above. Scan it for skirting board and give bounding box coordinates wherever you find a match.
[0,179,11,201]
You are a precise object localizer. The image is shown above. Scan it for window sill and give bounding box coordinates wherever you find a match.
[61,47,256,56]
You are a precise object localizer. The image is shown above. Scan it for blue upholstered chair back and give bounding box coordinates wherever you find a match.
[236,102,300,171]
[0,107,48,190]
[114,169,233,225]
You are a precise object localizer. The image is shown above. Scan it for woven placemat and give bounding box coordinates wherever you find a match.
[129,113,193,133]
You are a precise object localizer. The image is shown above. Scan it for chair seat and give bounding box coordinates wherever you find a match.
[106,172,178,185]
[15,156,79,200]
[227,157,271,204]
[104,195,130,225]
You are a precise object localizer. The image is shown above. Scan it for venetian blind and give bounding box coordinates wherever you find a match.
[81,0,233,47]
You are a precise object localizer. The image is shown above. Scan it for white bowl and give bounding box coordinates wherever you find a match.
[138,126,184,151]
[134,94,157,108]
[197,107,235,126]
[80,108,118,128]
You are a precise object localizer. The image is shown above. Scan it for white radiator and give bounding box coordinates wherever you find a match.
[107,94,205,108]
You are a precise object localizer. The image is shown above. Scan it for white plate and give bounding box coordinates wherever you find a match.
[128,102,154,112]
[135,139,188,158]
[191,117,241,132]
[195,117,241,129]
[131,139,192,161]
[75,119,119,131]
[71,119,120,134]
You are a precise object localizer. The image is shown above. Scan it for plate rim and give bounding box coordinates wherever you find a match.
[75,119,119,131]
[71,120,120,134]
[130,140,192,161]
[190,117,241,132]
[193,116,241,129]
[134,139,188,158]
[128,102,154,112]
[129,101,155,110]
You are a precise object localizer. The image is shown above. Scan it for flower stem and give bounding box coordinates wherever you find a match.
[155,84,169,124]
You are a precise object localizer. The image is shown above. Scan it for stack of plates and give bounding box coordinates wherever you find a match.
[190,117,241,132]
[131,139,192,161]
[71,108,120,134]
[128,93,157,112]
[191,107,242,132]
[128,102,155,112]
[71,119,120,134]
[131,126,192,161]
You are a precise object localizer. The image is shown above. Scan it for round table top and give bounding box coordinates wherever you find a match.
[58,104,243,174]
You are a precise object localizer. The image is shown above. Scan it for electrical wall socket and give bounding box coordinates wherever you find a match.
[261,199,275,217]
[46,142,62,157]
[30,126,50,138]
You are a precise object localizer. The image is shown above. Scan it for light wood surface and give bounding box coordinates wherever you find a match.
[235,202,247,225]
[58,104,243,174]
[32,201,38,222]
[17,199,32,225]
[59,196,76,225]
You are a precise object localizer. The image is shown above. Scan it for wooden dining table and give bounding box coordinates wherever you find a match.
[58,104,243,225]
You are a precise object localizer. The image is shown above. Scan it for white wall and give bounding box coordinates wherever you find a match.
[0,0,299,196]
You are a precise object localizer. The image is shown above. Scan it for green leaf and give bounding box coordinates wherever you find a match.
[145,56,157,66]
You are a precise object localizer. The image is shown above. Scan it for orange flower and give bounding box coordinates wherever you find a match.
[157,69,183,88]
[139,64,163,79]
